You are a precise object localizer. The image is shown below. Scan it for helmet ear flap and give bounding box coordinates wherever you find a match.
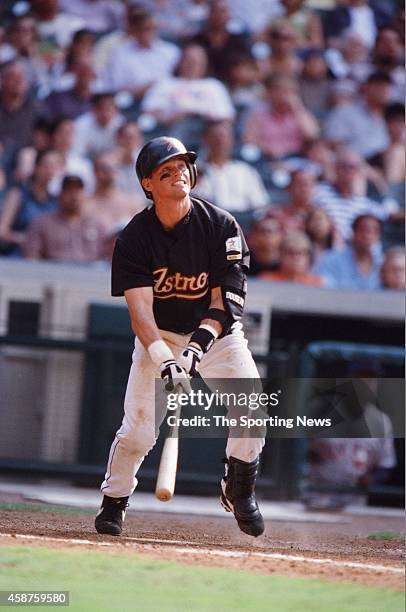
[188,161,197,189]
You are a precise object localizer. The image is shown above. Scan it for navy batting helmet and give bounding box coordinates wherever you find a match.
[135,136,197,199]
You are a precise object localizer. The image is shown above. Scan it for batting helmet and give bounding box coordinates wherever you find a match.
[135,137,197,199]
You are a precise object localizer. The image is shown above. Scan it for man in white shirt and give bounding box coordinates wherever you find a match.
[103,7,180,98]
[58,0,125,34]
[195,120,270,212]
[346,0,378,49]
[323,72,391,160]
[73,93,125,159]
[30,0,85,50]
[141,44,235,124]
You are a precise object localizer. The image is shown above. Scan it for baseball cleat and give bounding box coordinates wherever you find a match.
[95,495,129,536]
[220,456,265,537]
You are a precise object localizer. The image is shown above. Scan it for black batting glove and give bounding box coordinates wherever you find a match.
[160,359,191,393]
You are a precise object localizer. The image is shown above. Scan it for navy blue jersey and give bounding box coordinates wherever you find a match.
[111,197,249,334]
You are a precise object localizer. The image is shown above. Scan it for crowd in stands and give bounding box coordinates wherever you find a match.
[0,0,404,293]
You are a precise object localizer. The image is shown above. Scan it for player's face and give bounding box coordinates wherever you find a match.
[143,157,191,200]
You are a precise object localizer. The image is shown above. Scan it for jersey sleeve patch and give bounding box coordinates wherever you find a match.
[226,236,242,261]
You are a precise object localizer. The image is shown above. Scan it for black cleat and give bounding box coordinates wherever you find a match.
[95,495,129,536]
[220,456,265,537]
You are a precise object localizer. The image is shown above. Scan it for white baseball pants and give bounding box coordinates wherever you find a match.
[101,324,265,498]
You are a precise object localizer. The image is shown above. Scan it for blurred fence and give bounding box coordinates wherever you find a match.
[0,259,404,502]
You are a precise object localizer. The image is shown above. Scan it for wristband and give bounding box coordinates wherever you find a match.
[148,339,174,367]
[200,323,219,338]
[189,324,218,354]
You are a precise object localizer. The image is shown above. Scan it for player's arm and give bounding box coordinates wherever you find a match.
[125,286,161,348]
[178,262,247,376]
[125,286,190,392]
[201,286,225,336]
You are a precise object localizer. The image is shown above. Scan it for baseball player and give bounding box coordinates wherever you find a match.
[95,137,265,537]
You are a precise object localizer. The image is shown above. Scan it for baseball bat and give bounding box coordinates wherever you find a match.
[155,397,181,502]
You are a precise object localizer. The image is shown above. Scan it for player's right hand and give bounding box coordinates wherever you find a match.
[160,359,191,394]
[178,344,202,377]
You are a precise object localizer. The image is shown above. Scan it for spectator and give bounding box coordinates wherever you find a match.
[114,121,144,196]
[316,149,398,240]
[382,103,405,187]
[141,0,208,40]
[103,7,180,98]
[195,120,270,212]
[72,93,125,159]
[370,27,404,102]
[58,0,125,35]
[368,102,405,207]
[262,20,302,78]
[192,0,251,81]
[13,118,52,184]
[30,0,85,52]
[380,247,405,291]
[1,15,50,93]
[260,231,324,286]
[306,437,396,510]
[298,50,331,119]
[140,43,235,145]
[391,5,405,44]
[0,61,42,175]
[92,4,144,74]
[102,218,128,263]
[42,57,96,121]
[61,29,97,86]
[305,208,340,263]
[49,117,94,192]
[328,79,358,110]
[329,31,371,83]
[0,149,61,256]
[242,74,319,159]
[84,151,143,233]
[0,144,6,195]
[223,53,265,112]
[302,138,336,184]
[322,0,393,50]
[23,174,105,262]
[323,72,391,159]
[314,214,383,290]
[246,215,282,276]
[278,0,323,48]
[228,0,281,35]
[270,169,319,234]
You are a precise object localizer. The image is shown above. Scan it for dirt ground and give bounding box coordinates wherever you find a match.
[0,493,404,591]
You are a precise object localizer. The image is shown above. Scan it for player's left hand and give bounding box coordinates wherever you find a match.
[178,344,203,377]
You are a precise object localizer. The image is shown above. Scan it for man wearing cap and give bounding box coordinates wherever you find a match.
[95,136,266,538]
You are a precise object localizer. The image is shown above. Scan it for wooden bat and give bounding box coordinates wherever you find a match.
[155,396,181,502]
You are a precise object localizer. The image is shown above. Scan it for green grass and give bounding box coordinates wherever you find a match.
[367,531,404,541]
[0,546,403,612]
[0,502,94,515]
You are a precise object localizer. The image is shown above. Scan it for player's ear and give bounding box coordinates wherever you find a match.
[142,177,152,192]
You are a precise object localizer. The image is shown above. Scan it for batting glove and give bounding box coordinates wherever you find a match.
[178,344,203,377]
[160,359,191,394]
[179,324,219,377]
